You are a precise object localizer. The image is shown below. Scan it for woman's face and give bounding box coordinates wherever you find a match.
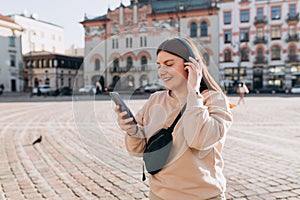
[157,51,188,91]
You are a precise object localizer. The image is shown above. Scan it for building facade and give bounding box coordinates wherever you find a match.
[0,14,24,92]
[218,0,300,93]
[9,13,65,55]
[23,52,83,91]
[81,0,219,91]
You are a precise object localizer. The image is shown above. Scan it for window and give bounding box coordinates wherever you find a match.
[190,22,197,37]
[95,59,100,70]
[224,30,231,43]
[112,39,116,49]
[126,37,133,48]
[113,58,119,70]
[289,25,296,35]
[240,29,249,42]
[257,28,264,38]
[144,36,147,47]
[257,8,263,20]
[257,48,263,58]
[271,6,281,20]
[141,56,147,65]
[140,36,147,47]
[126,56,133,69]
[289,47,296,56]
[289,5,296,17]
[10,55,16,67]
[200,22,208,37]
[224,12,231,24]
[224,50,231,62]
[9,36,15,47]
[271,46,281,60]
[241,48,249,61]
[271,26,281,39]
[240,10,249,23]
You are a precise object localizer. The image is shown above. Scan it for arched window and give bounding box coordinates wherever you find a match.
[126,56,133,70]
[95,59,100,70]
[224,50,231,62]
[257,48,263,57]
[241,48,249,61]
[289,46,296,56]
[141,56,147,70]
[190,22,197,37]
[289,46,296,61]
[200,21,208,37]
[141,56,147,65]
[271,46,280,60]
[113,58,119,72]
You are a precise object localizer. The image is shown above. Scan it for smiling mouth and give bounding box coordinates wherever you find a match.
[162,77,172,81]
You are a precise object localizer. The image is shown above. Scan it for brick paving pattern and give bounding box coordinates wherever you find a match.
[0,95,299,199]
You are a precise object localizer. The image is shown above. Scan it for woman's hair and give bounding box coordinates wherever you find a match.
[184,37,223,93]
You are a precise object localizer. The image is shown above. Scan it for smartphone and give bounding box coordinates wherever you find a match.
[109,92,137,125]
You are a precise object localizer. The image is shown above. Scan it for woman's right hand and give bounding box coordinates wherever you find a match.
[115,105,137,135]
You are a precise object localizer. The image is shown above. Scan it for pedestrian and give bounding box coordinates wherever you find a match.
[113,37,233,200]
[0,84,3,95]
[236,82,249,105]
[96,81,102,95]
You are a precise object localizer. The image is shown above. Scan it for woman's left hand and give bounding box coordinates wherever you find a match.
[184,56,203,93]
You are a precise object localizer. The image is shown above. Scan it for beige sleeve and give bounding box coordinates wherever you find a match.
[182,91,233,151]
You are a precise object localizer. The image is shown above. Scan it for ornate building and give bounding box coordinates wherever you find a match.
[23,51,83,91]
[80,0,219,92]
[218,0,300,93]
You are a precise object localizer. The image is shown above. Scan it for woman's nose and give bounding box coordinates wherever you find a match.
[158,66,167,74]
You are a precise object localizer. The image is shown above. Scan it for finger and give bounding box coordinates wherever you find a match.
[123,117,134,124]
[118,111,129,122]
[188,56,199,65]
[114,105,120,113]
[184,63,197,73]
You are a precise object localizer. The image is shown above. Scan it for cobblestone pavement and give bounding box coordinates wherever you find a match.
[0,95,299,200]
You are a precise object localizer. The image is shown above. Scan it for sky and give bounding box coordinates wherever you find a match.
[0,0,131,49]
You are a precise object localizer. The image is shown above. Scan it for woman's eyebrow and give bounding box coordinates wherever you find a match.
[156,59,175,65]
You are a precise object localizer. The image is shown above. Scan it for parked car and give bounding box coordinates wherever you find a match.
[144,83,165,93]
[32,85,52,96]
[52,86,73,96]
[290,85,300,94]
[78,85,96,95]
[255,85,285,94]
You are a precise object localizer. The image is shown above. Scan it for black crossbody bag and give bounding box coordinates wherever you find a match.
[143,105,186,175]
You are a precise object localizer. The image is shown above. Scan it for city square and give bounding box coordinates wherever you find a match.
[0,95,299,200]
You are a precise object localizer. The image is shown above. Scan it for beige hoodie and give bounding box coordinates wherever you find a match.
[125,90,233,200]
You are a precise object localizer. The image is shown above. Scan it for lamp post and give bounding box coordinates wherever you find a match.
[177,2,185,36]
[232,41,241,84]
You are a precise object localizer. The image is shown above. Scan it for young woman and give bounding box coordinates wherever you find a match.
[114,37,233,200]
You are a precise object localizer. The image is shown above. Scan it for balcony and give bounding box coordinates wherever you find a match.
[286,13,299,22]
[285,55,300,64]
[285,34,299,42]
[254,56,267,65]
[253,36,267,44]
[254,16,267,25]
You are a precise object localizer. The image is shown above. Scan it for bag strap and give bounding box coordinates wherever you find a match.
[168,104,186,131]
